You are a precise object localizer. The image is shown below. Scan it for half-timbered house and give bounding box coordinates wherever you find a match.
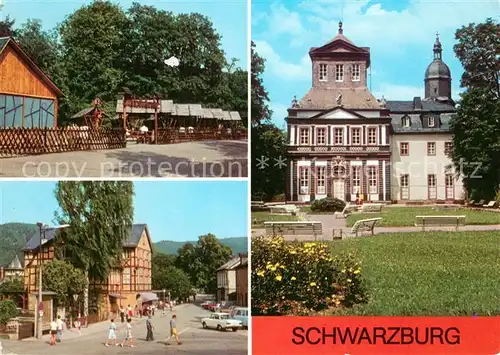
[0,37,63,128]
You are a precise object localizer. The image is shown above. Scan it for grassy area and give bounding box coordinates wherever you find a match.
[346,206,500,227]
[328,231,500,316]
[251,211,299,228]
[299,206,333,215]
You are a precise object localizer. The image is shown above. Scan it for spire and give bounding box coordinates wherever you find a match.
[433,31,442,60]
[338,21,343,35]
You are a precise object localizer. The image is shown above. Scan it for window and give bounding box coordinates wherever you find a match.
[351,128,361,145]
[352,64,360,81]
[334,128,343,145]
[444,142,452,156]
[368,127,377,145]
[335,64,344,81]
[400,142,409,156]
[428,174,437,199]
[428,116,435,127]
[316,166,326,194]
[368,166,378,194]
[300,128,309,145]
[352,166,361,194]
[400,174,409,200]
[319,64,328,81]
[316,128,326,145]
[0,94,55,128]
[427,142,436,156]
[445,174,454,199]
[402,116,411,127]
[299,167,309,195]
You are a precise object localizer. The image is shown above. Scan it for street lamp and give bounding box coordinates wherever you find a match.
[35,223,70,339]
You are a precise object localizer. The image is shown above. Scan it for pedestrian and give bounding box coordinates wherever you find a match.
[127,305,132,321]
[49,319,57,345]
[170,301,173,312]
[152,304,155,316]
[120,318,135,348]
[145,315,155,341]
[74,314,81,335]
[105,319,118,347]
[119,305,125,323]
[168,315,181,345]
[56,315,64,342]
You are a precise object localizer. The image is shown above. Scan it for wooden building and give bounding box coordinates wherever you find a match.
[23,224,152,320]
[0,253,24,281]
[0,37,63,128]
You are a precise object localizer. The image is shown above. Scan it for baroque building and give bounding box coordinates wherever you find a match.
[285,24,462,203]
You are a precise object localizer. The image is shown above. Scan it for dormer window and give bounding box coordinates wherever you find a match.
[428,116,435,127]
[402,116,411,127]
[352,64,360,81]
[335,64,344,82]
[319,64,328,81]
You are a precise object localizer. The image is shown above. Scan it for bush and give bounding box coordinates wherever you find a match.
[0,299,19,325]
[310,197,346,212]
[251,236,367,315]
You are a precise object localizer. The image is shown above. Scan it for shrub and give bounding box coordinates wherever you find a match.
[310,197,346,212]
[273,193,286,202]
[251,236,367,315]
[0,299,19,325]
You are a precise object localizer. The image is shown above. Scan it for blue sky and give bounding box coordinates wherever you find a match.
[0,181,248,242]
[252,0,498,127]
[1,0,247,68]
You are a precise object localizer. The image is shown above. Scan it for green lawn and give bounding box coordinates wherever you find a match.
[328,231,500,316]
[251,211,299,228]
[300,206,332,215]
[346,207,500,227]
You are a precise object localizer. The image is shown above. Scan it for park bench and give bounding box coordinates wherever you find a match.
[361,203,383,213]
[482,201,497,208]
[251,200,266,211]
[264,221,323,239]
[474,200,485,206]
[415,215,466,231]
[349,218,382,237]
[269,204,299,215]
[466,200,475,206]
[334,204,359,219]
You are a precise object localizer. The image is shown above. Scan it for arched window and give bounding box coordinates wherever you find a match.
[402,116,411,127]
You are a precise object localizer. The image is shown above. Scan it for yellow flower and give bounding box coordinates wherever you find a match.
[290,250,297,254]
[335,300,341,305]
[275,275,282,281]
[310,282,316,286]
[256,270,265,277]
[270,266,277,272]
[347,278,352,283]
[266,263,272,270]
[354,269,361,275]
[291,276,296,281]
[341,269,346,273]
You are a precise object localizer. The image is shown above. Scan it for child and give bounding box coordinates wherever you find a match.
[49,320,57,345]
[168,315,181,345]
[146,315,154,341]
[105,319,118,347]
[120,318,135,348]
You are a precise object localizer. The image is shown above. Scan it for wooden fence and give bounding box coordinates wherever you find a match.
[0,127,126,157]
[154,128,247,144]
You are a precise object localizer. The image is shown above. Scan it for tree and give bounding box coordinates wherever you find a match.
[0,300,18,325]
[41,259,87,307]
[54,181,134,317]
[0,278,24,306]
[153,265,193,301]
[251,41,271,125]
[0,16,15,37]
[176,234,232,294]
[450,18,500,200]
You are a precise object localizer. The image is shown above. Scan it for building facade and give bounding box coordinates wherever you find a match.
[285,24,461,203]
[1,253,24,281]
[235,256,248,307]
[216,256,242,303]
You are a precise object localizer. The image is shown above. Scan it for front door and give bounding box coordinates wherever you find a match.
[333,179,345,201]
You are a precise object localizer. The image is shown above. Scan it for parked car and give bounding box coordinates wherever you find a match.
[208,303,221,312]
[201,312,242,332]
[231,307,248,329]
[201,301,212,309]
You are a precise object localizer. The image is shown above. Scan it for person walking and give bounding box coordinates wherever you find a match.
[119,306,125,323]
[168,315,181,345]
[49,320,57,345]
[105,319,118,347]
[120,318,135,348]
[145,315,154,341]
[56,315,64,343]
[127,305,132,321]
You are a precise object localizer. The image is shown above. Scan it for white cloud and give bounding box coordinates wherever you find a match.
[253,40,311,81]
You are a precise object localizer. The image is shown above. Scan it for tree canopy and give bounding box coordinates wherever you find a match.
[42,259,87,306]
[152,253,193,301]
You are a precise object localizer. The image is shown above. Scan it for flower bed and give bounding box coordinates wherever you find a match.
[251,236,367,315]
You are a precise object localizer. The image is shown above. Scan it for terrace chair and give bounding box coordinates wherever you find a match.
[334,204,358,219]
[474,199,485,206]
[466,200,475,206]
[482,201,497,208]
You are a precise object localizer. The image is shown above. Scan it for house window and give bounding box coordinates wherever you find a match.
[368,127,377,145]
[428,174,437,199]
[401,174,409,200]
[300,128,309,145]
[445,174,454,199]
[335,64,344,81]
[352,64,360,81]
[352,166,361,194]
[428,116,435,127]
[427,142,436,156]
[316,166,326,195]
[444,142,452,156]
[319,64,327,81]
[316,127,326,145]
[351,128,361,145]
[299,167,309,195]
[334,128,343,145]
[402,116,411,127]
[400,142,409,156]
[368,166,377,194]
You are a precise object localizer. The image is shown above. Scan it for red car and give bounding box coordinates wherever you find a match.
[207,303,220,312]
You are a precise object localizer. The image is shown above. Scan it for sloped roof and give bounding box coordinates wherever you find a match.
[391,113,453,133]
[217,256,242,271]
[71,107,95,119]
[0,37,64,97]
[387,99,455,112]
[297,87,382,110]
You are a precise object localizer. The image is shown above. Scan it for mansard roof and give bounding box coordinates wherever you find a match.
[391,112,454,133]
[387,98,455,113]
[296,87,382,110]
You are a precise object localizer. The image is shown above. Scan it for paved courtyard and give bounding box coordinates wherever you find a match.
[1,303,247,355]
[0,140,248,178]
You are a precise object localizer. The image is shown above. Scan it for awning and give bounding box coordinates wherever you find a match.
[140,292,159,303]
[109,294,127,299]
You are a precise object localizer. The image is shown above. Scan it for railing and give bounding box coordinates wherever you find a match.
[0,127,126,158]
[154,129,246,144]
[288,145,391,153]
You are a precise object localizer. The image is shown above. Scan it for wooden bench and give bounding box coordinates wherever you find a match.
[251,200,266,211]
[361,203,383,213]
[334,204,358,219]
[264,221,322,239]
[269,204,299,215]
[349,218,382,237]
[415,215,466,231]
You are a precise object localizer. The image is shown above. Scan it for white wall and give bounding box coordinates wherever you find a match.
[227,269,237,294]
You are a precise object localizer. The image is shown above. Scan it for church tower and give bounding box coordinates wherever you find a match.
[424,33,452,104]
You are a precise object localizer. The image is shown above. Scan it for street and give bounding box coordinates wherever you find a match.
[1,304,248,355]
